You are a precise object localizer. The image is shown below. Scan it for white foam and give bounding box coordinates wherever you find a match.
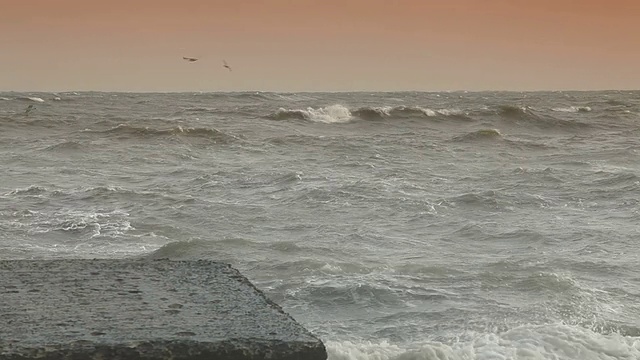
[436,108,465,116]
[552,106,592,113]
[282,105,353,123]
[414,107,464,117]
[12,208,134,238]
[417,107,437,117]
[373,106,394,116]
[27,97,45,103]
[326,323,640,360]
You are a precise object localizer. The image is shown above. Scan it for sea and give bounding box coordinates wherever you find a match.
[1,91,639,359]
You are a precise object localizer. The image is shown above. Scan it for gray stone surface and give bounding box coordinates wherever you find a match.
[0,259,327,360]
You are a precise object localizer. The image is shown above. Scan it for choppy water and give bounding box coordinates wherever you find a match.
[2,91,640,359]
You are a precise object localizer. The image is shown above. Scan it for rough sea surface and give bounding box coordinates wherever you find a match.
[1,91,639,359]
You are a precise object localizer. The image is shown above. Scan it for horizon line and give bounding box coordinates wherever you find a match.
[1,88,639,94]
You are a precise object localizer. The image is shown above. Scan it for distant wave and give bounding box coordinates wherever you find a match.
[266,134,328,146]
[449,128,552,149]
[4,185,194,206]
[251,92,318,102]
[41,141,84,152]
[441,190,503,210]
[353,106,469,121]
[88,124,241,143]
[180,106,218,114]
[591,171,639,188]
[551,106,592,113]
[17,96,45,103]
[497,105,590,130]
[603,99,630,106]
[497,105,538,118]
[266,105,471,123]
[50,96,73,102]
[452,128,503,142]
[5,185,48,196]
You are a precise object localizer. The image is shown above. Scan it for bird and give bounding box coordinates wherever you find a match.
[223,60,232,72]
[183,57,199,62]
[25,105,35,115]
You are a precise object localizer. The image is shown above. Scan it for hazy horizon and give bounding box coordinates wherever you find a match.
[2,0,639,92]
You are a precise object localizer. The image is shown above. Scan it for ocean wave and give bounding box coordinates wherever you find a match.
[5,185,49,196]
[351,106,392,121]
[552,106,592,113]
[74,186,196,204]
[504,138,555,150]
[267,105,353,123]
[18,96,45,103]
[497,104,532,118]
[603,99,630,106]
[89,124,241,143]
[49,95,74,102]
[511,271,582,294]
[266,134,328,146]
[8,208,132,238]
[442,190,502,210]
[497,105,590,130]
[242,92,318,102]
[591,171,640,188]
[142,239,229,260]
[452,128,503,142]
[393,264,465,277]
[4,185,194,206]
[325,323,640,360]
[302,282,406,307]
[351,106,469,120]
[179,106,218,114]
[41,140,84,152]
[267,105,471,123]
[191,91,315,103]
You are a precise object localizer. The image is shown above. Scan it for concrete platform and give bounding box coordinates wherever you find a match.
[0,259,327,360]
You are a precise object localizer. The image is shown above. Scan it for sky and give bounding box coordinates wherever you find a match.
[1,0,639,92]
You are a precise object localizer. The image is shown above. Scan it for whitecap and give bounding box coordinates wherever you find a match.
[552,106,592,113]
[273,105,353,123]
[325,323,640,360]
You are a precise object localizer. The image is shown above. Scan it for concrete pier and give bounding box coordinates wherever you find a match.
[0,259,327,360]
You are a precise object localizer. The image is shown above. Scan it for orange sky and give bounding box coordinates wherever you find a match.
[1,0,639,91]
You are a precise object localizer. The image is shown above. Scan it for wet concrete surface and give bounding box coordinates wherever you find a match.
[0,259,326,360]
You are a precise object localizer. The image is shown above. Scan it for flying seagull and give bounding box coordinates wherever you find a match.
[183,57,199,62]
[223,60,232,72]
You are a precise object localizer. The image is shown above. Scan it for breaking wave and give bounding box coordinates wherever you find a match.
[18,96,45,103]
[266,105,471,123]
[326,323,640,360]
[267,105,353,123]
